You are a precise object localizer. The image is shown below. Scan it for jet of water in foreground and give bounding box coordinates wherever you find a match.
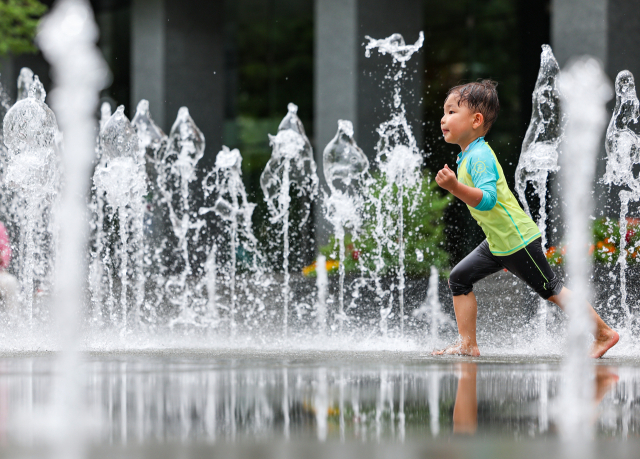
[92,106,147,332]
[322,120,369,329]
[558,57,611,450]
[364,32,424,337]
[38,0,109,457]
[260,103,318,336]
[2,74,60,326]
[601,70,640,332]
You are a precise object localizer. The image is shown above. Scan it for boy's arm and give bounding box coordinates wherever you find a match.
[435,165,483,207]
[436,163,498,211]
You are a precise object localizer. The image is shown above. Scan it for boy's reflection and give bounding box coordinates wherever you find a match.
[451,363,619,435]
[453,363,477,434]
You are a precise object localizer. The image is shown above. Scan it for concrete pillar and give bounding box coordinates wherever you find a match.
[552,0,640,219]
[356,0,424,160]
[131,0,225,165]
[131,0,166,130]
[314,0,359,245]
[551,0,607,68]
[314,0,358,180]
[313,0,423,246]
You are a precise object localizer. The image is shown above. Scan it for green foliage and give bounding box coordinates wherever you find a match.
[320,172,452,276]
[544,217,640,267]
[592,217,640,265]
[0,0,47,57]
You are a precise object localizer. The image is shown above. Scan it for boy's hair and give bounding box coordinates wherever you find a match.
[446,80,500,133]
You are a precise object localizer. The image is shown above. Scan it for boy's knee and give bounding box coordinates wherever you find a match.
[449,279,473,296]
[448,266,473,296]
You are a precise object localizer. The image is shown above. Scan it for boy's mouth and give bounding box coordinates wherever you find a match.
[442,129,449,136]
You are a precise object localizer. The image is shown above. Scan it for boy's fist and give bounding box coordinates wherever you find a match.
[436,164,458,192]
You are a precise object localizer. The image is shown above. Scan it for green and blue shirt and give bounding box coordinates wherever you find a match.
[456,137,540,256]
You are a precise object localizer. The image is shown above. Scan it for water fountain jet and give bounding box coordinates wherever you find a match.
[260,103,318,336]
[602,70,640,332]
[322,120,369,329]
[514,44,564,341]
[364,32,424,336]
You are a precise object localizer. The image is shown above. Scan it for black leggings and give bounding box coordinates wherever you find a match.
[449,238,563,299]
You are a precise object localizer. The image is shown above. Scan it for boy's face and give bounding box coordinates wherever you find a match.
[441,95,484,149]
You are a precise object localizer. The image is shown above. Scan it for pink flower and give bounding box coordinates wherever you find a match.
[0,223,11,270]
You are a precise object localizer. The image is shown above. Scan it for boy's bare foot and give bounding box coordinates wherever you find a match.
[590,329,619,358]
[432,342,480,357]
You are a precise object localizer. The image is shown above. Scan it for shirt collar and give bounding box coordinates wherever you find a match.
[456,136,485,165]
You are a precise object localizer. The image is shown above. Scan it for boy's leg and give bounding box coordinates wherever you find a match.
[501,238,619,358]
[433,292,481,356]
[433,241,502,356]
[453,362,478,434]
[547,288,619,358]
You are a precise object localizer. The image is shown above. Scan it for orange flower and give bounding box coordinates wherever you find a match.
[302,262,317,276]
[326,260,339,272]
[545,246,556,258]
[303,259,340,276]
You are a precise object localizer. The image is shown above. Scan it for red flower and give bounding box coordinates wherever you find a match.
[351,250,360,261]
[626,229,635,244]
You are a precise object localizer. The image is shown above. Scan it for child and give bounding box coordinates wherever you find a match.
[432,80,619,358]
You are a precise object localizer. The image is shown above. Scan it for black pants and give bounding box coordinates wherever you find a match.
[449,238,563,299]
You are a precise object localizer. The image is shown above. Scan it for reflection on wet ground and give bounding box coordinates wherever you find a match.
[0,350,639,456]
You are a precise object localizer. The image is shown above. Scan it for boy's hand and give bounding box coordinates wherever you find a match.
[436,164,458,192]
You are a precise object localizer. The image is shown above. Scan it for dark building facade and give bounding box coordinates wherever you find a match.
[2,0,639,265]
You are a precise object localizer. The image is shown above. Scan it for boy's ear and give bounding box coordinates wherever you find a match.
[472,113,484,130]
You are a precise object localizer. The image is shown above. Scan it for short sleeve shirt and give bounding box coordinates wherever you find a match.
[456,137,541,256]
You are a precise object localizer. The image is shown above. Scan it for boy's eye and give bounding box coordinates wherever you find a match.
[449,110,454,114]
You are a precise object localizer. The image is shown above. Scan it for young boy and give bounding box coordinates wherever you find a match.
[432,80,619,358]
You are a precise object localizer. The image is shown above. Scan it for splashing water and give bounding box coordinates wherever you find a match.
[17,67,34,101]
[558,57,612,448]
[363,32,424,336]
[260,103,318,335]
[131,99,168,324]
[204,244,217,320]
[316,254,328,334]
[515,44,563,249]
[92,106,147,332]
[412,266,453,347]
[322,119,369,328]
[2,76,60,326]
[0,78,13,240]
[514,44,564,342]
[602,70,640,331]
[201,146,263,331]
[88,101,111,323]
[156,107,206,320]
[364,32,424,68]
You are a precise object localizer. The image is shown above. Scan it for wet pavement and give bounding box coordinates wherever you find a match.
[0,349,638,458]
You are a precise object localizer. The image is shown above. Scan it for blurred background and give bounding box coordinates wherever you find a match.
[0,0,638,267]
